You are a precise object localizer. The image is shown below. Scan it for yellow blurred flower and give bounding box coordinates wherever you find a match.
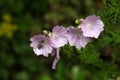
[2,14,12,22]
[0,13,18,39]
[0,22,17,38]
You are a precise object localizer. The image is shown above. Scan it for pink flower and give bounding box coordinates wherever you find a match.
[49,25,68,48]
[78,15,104,38]
[29,16,104,70]
[48,26,68,69]
[66,26,91,50]
[30,35,53,57]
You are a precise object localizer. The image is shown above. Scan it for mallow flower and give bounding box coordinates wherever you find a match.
[49,25,68,48]
[49,26,68,69]
[30,34,59,70]
[66,26,90,50]
[78,15,104,38]
[30,15,104,70]
[30,35,53,57]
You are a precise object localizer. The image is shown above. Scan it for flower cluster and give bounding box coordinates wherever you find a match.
[30,15,104,70]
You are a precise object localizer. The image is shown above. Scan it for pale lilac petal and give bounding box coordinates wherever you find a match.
[30,35,46,48]
[30,41,39,48]
[42,44,53,57]
[74,34,91,50]
[79,15,104,38]
[66,26,77,46]
[30,34,53,57]
[83,28,103,38]
[33,48,43,56]
[75,40,82,49]
[49,25,68,48]
[79,35,91,47]
[67,35,77,46]
[33,47,50,57]
[66,26,91,49]
[50,37,68,48]
[52,25,67,36]
[30,35,45,42]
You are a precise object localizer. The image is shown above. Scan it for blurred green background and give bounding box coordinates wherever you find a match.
[0,0,120,80]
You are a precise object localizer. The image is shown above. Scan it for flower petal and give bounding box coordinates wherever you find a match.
[79,15,104,38]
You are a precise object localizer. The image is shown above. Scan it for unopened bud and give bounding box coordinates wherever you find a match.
[75,19,80,25]
[43,30,48,35]
[75,18,84,25]
[80,18,84,23]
